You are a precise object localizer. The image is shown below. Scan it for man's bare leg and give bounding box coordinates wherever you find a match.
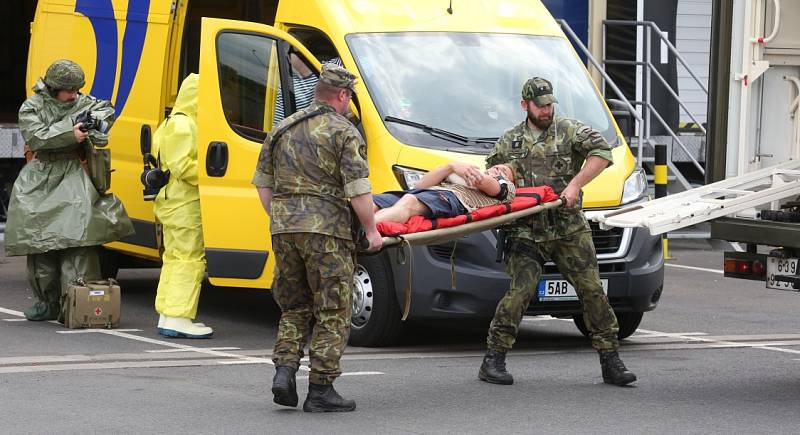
[375,194,430,223]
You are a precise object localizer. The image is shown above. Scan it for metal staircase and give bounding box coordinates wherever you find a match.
[559,19,708,193]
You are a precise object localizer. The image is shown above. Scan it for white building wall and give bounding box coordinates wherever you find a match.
[675,0,712,126]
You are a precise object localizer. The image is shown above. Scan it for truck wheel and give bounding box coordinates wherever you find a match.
[348,253,403,347]
[98,247,120,279]
[572,311,644,340]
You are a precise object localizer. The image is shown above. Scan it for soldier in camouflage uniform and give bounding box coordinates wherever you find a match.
[479,77,637,386]
[6,59,133,322]
[253,64,382,412]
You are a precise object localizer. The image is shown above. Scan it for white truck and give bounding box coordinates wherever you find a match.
[595,0,800,291]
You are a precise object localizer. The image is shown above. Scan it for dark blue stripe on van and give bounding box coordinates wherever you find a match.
[115,0,150,117]
[74,0,118,101]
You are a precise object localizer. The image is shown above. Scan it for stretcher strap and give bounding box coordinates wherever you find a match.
[399,238,413,321]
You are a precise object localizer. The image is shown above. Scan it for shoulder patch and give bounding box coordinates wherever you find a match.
[359,143,367,160]
[511,140,522,149]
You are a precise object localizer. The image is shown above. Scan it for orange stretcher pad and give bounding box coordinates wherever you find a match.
[378,186,561,248]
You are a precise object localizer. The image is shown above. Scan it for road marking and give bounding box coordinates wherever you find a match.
[0,307,24,317]
[146,347,241,353]
[2,318,28,322]
[665,263,723,274]
[296,371,384,380]
[57,329,142,334]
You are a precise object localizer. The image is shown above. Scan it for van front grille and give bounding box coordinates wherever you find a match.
[589,220,625,255]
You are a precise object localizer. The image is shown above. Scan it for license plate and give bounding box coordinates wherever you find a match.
[537,279,609,301]
[767,256,799,290]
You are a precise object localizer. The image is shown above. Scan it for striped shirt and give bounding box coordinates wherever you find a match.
[432,177,516,212]
[273,73,318,126]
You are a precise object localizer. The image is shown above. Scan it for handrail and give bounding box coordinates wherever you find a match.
[754,0,781,43]
[557,19,645,167]
[603,20,709,95]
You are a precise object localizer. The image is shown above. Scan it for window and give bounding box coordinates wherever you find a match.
[216,32,280,141]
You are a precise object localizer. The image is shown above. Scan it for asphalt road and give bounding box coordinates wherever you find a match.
[2,239,800,434]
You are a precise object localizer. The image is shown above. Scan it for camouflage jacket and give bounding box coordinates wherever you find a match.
[487,117,613,242]
[252,101,371,240]
[5,79,133,256]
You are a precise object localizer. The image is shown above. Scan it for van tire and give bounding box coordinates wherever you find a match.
[348,253,403,347]
[572,311,644,340]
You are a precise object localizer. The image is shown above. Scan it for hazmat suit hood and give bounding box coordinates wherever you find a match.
[170,74,198,120]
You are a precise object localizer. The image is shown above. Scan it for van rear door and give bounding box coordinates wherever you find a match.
[196,17,322,289]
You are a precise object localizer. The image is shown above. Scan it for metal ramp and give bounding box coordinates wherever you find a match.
[593,160,800,235]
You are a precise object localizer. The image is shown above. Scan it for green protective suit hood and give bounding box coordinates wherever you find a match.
[4,78,134,256]
[153,73,207,320]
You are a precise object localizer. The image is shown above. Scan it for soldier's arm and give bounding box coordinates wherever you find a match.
[252,133,276,215]
[338,128,372,199]
[338,127,381,251]
[572,122,614,167]
[18,99,80,152]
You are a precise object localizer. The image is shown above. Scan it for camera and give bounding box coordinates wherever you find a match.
[76,110,111,134]
[141,153,170,201]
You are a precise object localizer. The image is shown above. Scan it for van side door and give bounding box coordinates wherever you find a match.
[196,17,323,289]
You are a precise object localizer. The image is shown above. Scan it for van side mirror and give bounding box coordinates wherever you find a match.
[606,99,634,141]
[140,124,152,155]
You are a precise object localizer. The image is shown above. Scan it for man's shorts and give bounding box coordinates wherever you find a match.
[373,189,467,219]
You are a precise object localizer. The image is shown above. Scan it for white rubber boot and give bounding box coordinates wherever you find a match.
[160,316,213,338]
[158,314,205,332]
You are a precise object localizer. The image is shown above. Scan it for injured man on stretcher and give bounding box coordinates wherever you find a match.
[373,162,516,224]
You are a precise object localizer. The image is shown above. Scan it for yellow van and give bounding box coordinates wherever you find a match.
[28,0,663,346]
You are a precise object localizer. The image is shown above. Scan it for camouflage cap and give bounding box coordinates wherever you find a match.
[521,76,558,106]
[319,63,357,93]
[43,59,85,91]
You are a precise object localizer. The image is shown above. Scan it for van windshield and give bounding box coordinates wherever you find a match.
[347,32,618,154]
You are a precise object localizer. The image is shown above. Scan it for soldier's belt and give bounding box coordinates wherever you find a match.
[36,150,79,161]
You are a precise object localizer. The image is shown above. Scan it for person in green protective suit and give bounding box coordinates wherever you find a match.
[5,59,134,321]
[152,74,213,339]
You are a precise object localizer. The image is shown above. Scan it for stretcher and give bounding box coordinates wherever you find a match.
[377,186,562,248]
[369,186,562,321]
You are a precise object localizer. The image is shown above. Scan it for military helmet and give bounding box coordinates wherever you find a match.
[43,59,85,91]
[521,76,558,106]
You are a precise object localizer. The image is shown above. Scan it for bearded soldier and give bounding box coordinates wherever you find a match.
[5,59,133,321]
[479,77,637,386]
[253,64,381,412]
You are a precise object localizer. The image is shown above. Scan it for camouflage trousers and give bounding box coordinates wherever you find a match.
[271,233,354,385]
[27,246,101,304]
[487,231,619,352]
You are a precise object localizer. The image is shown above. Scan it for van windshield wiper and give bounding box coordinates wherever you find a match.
[384,116,497,146]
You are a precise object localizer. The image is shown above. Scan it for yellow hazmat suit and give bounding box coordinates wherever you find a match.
[152,74,210,336]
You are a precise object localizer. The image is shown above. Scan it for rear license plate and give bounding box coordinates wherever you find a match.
[767,256,799,290]
[537,279,609,301]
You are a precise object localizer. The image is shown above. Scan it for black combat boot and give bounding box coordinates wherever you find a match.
[599,351,637,386]
[303,383,356,412]
[271,366,298,407]
[478,350,514,385]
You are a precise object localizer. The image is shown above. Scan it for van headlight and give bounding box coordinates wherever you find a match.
[392,165,426,189]
[621,168,647,204]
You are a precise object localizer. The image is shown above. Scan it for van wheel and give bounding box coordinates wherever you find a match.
[349,253,403,347]
[572,311,644,340]
[98,247,120,279]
